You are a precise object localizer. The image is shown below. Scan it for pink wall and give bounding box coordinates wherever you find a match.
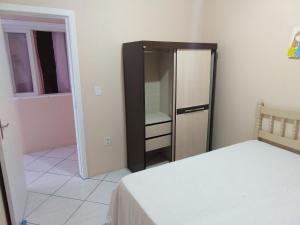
[15,94,76,153]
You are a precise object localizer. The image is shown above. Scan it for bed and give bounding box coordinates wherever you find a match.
[107,103,300,225]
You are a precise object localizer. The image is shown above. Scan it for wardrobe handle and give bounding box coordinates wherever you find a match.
[185,107,205,113]
[177,104,209,115]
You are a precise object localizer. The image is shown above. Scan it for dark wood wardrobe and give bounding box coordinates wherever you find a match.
[123,41,218,172]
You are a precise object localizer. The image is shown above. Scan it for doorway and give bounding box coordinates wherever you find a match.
[0,4,87,224]
[2,14,79,185]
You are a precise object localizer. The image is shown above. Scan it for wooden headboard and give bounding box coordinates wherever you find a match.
[255,102,300,152]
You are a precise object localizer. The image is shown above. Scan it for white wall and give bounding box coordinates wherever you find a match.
[203,0,300,148]
[15,94,76,153]
[3,0,298,176]
[0,0,207,176]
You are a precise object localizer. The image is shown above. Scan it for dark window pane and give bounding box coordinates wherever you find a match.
[35,31,58,94]
[7,33,34,93]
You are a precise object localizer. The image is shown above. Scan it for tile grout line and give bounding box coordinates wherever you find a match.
[26,164,72,192]
[51,169,82,196]
[29,190,111,206]
[65,151,79,161]
[25,147,78,222]
[27,173,109,201]
[85,200,110,206]
[62,199,85,225]
[63,194,112,225]
[25,169,73,219]
[25,171,48,186]
[25,149,130,224]
[84,179,104,201]
[26,170,78,178]
[22,148,55,220]
[28,191,81,202]
[27,150,78,188]
[53,176,101,201]
[25,169,110,221]
[43,153,76,173]
[25,147,77,174]
[84,173,123,205]
[83,171,118,203]
[26,157,65,178]
[47,152,78,175]
[62,177,112,225]
[25,194,52,219]
[27,179,111,224]
[23,152,49,169]
[25,176,73,223]
[24,144,77,166]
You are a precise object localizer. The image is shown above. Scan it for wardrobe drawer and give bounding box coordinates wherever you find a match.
[145,122,172,138]
[146,135,171,152]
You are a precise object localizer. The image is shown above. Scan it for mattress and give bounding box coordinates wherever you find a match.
[108,140,300,225]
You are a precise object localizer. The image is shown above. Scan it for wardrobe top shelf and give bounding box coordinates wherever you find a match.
[145,112,172,125]
[123,41,218,50]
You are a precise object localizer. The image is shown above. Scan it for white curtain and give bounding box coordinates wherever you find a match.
[52,32,71,93]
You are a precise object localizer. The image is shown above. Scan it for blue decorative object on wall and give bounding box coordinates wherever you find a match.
[288,29,300,59]
[295,46,300,58]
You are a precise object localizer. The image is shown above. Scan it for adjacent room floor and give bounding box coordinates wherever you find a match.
[22,146,131,225]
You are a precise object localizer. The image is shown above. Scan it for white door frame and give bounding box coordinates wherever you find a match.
[0,139,9,225]
[0,3,88,179]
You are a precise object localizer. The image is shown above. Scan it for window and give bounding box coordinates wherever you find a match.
[4,22,71,96]
[7,32,34,93]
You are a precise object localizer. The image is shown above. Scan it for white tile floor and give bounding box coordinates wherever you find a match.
[23,145,131,225]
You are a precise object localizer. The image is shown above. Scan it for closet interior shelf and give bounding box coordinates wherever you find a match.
[145,112,172,125]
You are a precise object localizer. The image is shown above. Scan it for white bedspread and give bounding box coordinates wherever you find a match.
[108,140,300,225]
